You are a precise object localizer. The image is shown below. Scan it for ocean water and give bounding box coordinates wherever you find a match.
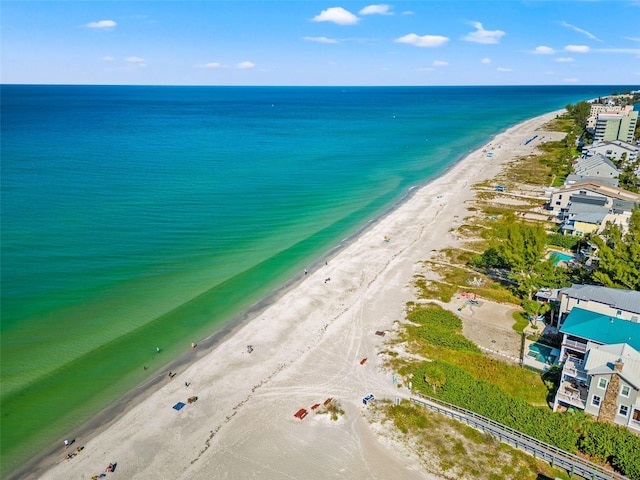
[0,84,621,476]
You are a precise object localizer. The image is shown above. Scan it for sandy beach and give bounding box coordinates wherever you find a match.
[25,110,563,480]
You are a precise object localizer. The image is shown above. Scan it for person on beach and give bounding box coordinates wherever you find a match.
[156,347,160,353]
[64,439,69,449]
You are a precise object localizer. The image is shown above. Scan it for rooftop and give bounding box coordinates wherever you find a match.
[584,343,640,390]
[554,180,640,203]
[560,307,640,351]
[561,284,640,315]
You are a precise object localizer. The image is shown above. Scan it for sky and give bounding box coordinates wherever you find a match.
[1,0,640,86]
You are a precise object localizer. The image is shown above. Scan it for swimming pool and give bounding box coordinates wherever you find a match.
[527,342,558,365]
[549,251,575,265]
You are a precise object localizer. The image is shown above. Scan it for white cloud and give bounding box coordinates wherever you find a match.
[312,7,359,25]
[402,10,414,15]
[625,37,640,42]
[481,57,491,64]
[432,60,449,67]
[462,22,505,44]
[554,57,574,63]
[560,21,600,41]
[195,62,222,68]
[417,67,435,72]
[304,36,339,44]
[236,61,255,69]
[395,33,449,48]
[565,45,590,53]
[563,78,579,83]
[359,4,393,15]
[125,56,145,63]
[496,67,512,72]
[86,20,116,29]
[533,46,555,54]
[102,56,115,61]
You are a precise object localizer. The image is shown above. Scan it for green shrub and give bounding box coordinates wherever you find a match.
[413,361,579,452]
[547,233,580,250]
[578,422,640,478]
[407,304,481,354]
[411,361,640,479]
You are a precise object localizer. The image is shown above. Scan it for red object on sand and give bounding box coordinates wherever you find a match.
[323,397,333,406]
[360,357,367,365]
[294,408,308,420]
[311,403,321,410]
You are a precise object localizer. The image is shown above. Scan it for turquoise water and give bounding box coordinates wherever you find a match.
[549,251,575,265]
[527,343,558,364]
[0,85,621,476]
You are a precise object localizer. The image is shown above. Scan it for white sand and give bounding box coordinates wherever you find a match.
[33,110,562,480]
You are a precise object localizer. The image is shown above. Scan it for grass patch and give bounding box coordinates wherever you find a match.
[406,303,481,354]
[315,399,345,421]
[512,311,530,334]
[378,401,571,480]
[414,275,459,303]
[403,304,548,404]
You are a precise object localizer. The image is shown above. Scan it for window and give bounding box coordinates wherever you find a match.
[598,378,608,389]
[616,310,622,317]
[592,395,601,407]
[621,385,631,397]
[619,405,629,417]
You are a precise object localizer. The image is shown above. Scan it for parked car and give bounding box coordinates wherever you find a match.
[363,394,374,405]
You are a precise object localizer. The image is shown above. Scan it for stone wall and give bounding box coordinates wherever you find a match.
[597,361,623,424]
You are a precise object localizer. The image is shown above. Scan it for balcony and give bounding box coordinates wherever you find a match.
[563,338,588,353]
[562,357,588,381]
[555,380,587,410]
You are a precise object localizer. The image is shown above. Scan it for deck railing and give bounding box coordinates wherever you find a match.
[563,339,589,352]
[555,390,587,409]
[411,393,628,480]
[563,358,588,380]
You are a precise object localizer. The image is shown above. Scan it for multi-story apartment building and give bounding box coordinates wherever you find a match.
[593,109,638,143]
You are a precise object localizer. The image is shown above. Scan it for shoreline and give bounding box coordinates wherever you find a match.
[18,108,564,480]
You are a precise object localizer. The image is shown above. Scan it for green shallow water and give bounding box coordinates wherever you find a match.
[1,85,620,477]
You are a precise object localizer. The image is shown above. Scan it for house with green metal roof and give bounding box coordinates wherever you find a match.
[553,307,640,431]
[560,308,640,352]
[554,341,640,432]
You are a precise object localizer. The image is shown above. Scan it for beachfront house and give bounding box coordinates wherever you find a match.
[565,154,619,187]
[557,197,607,236]
[547,180,640,219]
[553,338,640,433]
[557,284,640,328]
[553,286,640,432]
[559,203,630,237]
[582,140,639,164]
